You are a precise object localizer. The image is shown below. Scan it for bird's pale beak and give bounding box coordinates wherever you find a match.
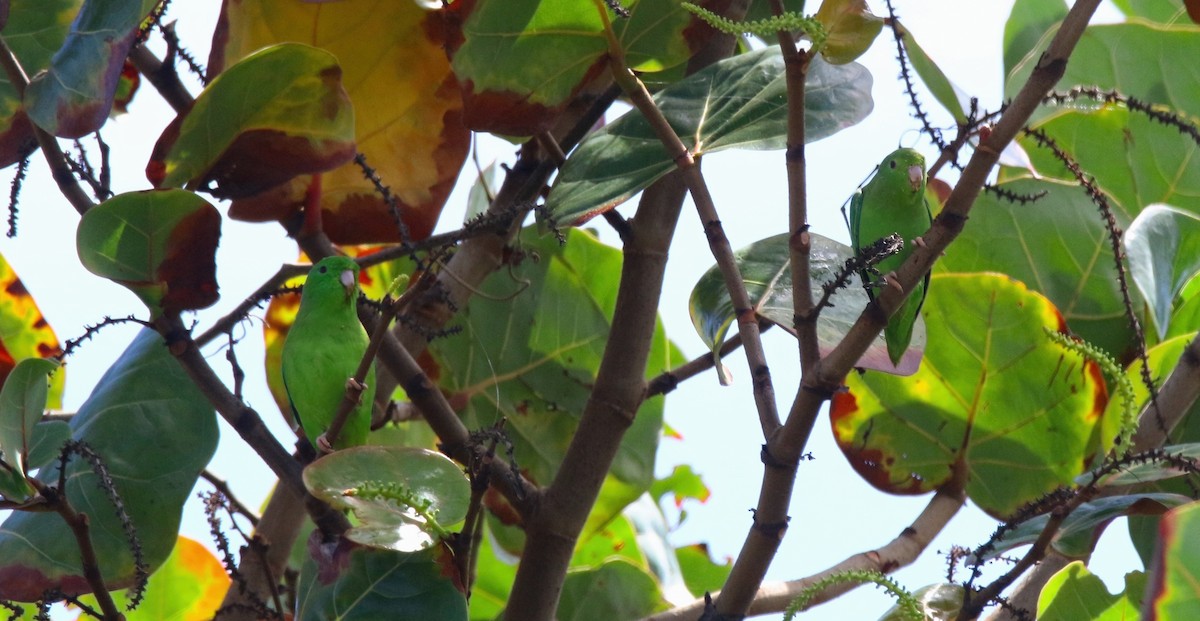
[340,269,356,299]
[908,165,924,192]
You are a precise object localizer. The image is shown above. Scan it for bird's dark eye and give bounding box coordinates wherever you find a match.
[888,160,897,169]
[319,266,327,273]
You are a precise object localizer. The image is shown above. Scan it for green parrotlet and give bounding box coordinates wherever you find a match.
[281,256,375,452]
[848,147,932,366]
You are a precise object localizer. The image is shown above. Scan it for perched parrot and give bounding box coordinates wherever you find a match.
[281,256,375,452]
[848,147,931,366]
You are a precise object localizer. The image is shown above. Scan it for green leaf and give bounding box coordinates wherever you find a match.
[0,358,57,500]
[1038,562,1145,621]
[303,446,470,552]
[688,232,925,377]
[1110,0,1189,23]
[1002,0,1067,87]
[1015,109,1200,223]
[1125,205,1200,339]
[1143,500,1200,618]
[24,420,71,472]
[546,48,873,225]
[76,189,221,317]
[831,274,1109,517]
[431,227,683,524]
[296,543,467,621]
[879,583,963,620]
[650,464,710,508]
[0,0,82,166]
[1008,21,1200,123]
[0,329,219,601]
[675,544,731,599]
[982,493,1189,561]
[450,0,708,135]
[894,20,968,123]
[935,179,1138,358]
[558,558,668,619]
[148,43,356,198]
[23,0,156,137]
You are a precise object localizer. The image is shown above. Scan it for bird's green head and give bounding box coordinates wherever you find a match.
[879,148,926,195]
[302,256,360,304]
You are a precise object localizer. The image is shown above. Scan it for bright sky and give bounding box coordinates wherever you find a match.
[0,2,1141,619]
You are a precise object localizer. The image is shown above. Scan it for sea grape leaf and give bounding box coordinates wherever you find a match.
[893,20,970,123]
[77,536,231,620]
[431,227,684,524]
[0,252,64,406]
[557,558,668,619]
[1143,500,1200,618]
[675,543,731,599]
[689,232,925,377]
[981,493,1189,561]
[23,0,157,138]
[449,0,722,135]
[303,446,470,552]
[547,48,873,225]
[935,179,1139,359]
[1008,20,1200,123]
[211,0,469,243]
[0,329,219,601]
[1110,0,1190,23]
[0,358,57,501]
[147,43,356,200]
[0,0,82,167]
[296,540,466,621]
[830,274,1109,517]
[1013,108,1200,222]
[1002,0,1067,83]
[76,189,221,317]
[880,583,964,620]
[1125,205,1200,339]
[1037,562,1145,621]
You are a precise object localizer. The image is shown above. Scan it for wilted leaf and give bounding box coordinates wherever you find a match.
[213,0,469,243]
[0,253,64,405]
[0,0,82,167]
[0,329,219,601]
[76,189,221,317]
[24,0,158,137]
[689,232,925,377]
[303,446,470,552]
[814,0,884,64]
[831,274,1109,517]
[148,43,356,199]
[547,49,873,225]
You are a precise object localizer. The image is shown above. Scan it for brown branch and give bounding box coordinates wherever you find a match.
[645,322,776,398]
[217,485,305,621]
[645,484,966,620]
[128,45,195,114]
[0,36,96,215]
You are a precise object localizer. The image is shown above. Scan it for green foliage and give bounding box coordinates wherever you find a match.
[785,570,921,620]
[1044,328,1138,454]
[682,2,827,48]
[1037,562,1145,621]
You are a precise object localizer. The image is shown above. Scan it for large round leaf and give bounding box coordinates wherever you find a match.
[689,232,925,376]
[830,274,1109,517]
[546,48,873,225]
[0,329,219,601]
[1144,500,1200,618]
[304,446,470,552]
[76,189,221,317]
